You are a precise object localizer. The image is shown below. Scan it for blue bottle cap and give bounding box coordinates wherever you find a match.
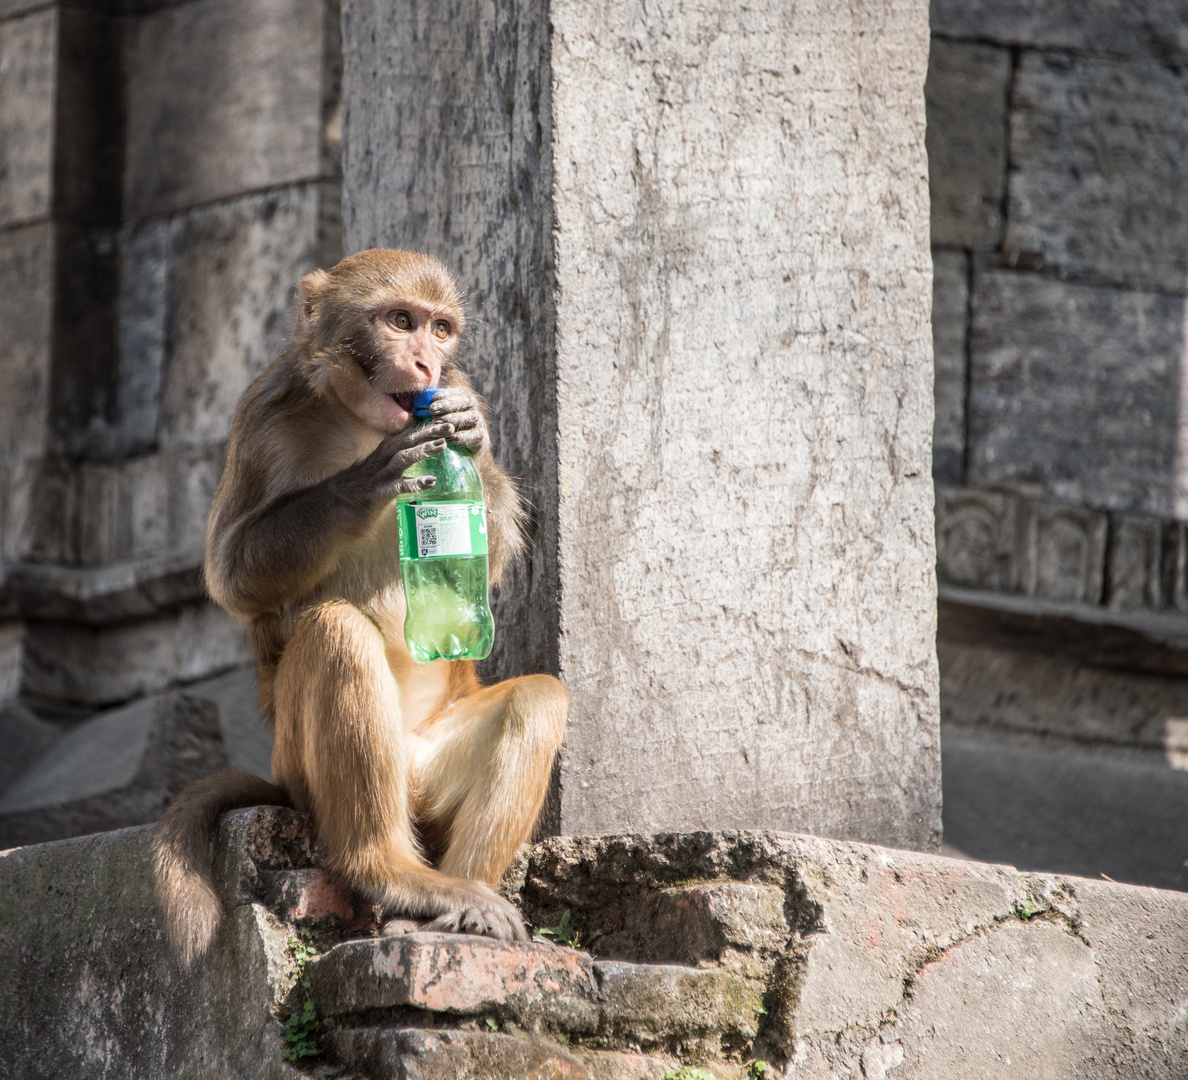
[412,388,443,419]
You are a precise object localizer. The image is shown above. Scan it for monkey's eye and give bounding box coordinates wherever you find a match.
[432,321,451,341]
[387,310,412,331]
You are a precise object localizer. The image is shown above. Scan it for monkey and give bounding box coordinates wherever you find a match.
[153,249,569,967]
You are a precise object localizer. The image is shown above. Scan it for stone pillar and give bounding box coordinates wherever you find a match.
[343,0,940,848]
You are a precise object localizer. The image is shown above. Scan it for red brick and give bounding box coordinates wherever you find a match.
[309,932,600,1031]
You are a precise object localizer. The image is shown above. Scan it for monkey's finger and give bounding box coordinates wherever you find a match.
[387,476,437,496]
[380,438,448,481]
[385,422,453,451]
[426,387,474,414]
[446,426,484,452]
[436,408,480,432]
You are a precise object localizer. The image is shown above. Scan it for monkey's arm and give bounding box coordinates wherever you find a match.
[206,418,455,618]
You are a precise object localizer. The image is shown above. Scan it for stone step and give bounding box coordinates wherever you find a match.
[307,932,600,1031]
[322,1026,676,1080]
[306,931,763,1047]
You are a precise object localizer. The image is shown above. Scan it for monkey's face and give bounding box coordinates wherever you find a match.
[325,297,461,434]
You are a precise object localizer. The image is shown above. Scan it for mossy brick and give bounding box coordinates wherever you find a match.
[594,961,764,1047]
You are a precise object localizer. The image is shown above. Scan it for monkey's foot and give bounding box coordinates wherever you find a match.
[423,900,528,942]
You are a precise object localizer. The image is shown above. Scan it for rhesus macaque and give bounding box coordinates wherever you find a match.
[153,249,568,967]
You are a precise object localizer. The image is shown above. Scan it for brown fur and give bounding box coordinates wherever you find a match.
[153,250,565,967]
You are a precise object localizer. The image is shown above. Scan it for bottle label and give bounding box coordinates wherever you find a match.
[398,501,489,560]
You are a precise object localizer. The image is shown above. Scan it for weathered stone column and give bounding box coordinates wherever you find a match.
[343,0,940,847]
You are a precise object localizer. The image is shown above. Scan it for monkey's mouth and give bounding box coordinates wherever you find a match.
[391,392,415,412]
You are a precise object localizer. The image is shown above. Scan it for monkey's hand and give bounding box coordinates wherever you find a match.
[345,421,456,503]
[427,386,488,454]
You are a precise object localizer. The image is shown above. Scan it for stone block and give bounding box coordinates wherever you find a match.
[123,0,324,219]
[1025,502,1107,604]
[1108,513,1166,611]
[0,826,296,1080]
[1005,53,1188,294]
[257,867,374,931]
[925,40,1010,249]
[27,443,223,567]
[594,960,763,1047]
[0,8,56,227]
[643,882,788,966]
[22,602,251,709]
[968,270,1183,516]
[322,1028,610,1080]
[930,251,968,484]
[345,0,941,848]
[0,223,52,463]
[308,933,600,1031]
[931,0,1188,63]
[157,184,330,448]
[935,486,1020,592]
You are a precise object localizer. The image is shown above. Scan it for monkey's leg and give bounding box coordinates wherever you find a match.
[272,600,526,939]
[413,674,569,893]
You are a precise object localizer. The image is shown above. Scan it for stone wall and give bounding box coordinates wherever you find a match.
[3,807,1186,1079]
[925,1,1188,762]
[0,0,342,715]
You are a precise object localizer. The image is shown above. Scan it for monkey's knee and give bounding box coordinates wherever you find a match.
[284,600,382,665]
[506,674,568,749]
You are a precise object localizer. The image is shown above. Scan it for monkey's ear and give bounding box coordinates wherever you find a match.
[297,270,332,335]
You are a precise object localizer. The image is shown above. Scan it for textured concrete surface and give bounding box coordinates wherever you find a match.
[6,810,1186,1078]
[344,0,940,849]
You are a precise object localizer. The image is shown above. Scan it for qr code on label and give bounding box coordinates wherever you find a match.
[421,526,438,548]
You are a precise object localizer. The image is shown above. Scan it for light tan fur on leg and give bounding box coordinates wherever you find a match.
[413,675,569,885]
[272,600,527,938]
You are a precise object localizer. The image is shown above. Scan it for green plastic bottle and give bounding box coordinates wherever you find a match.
[396,388,495,662]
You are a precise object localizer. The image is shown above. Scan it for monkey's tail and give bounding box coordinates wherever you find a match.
[152,768,289,969]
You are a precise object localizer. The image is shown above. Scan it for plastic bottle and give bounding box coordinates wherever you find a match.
[396,388,495,662]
